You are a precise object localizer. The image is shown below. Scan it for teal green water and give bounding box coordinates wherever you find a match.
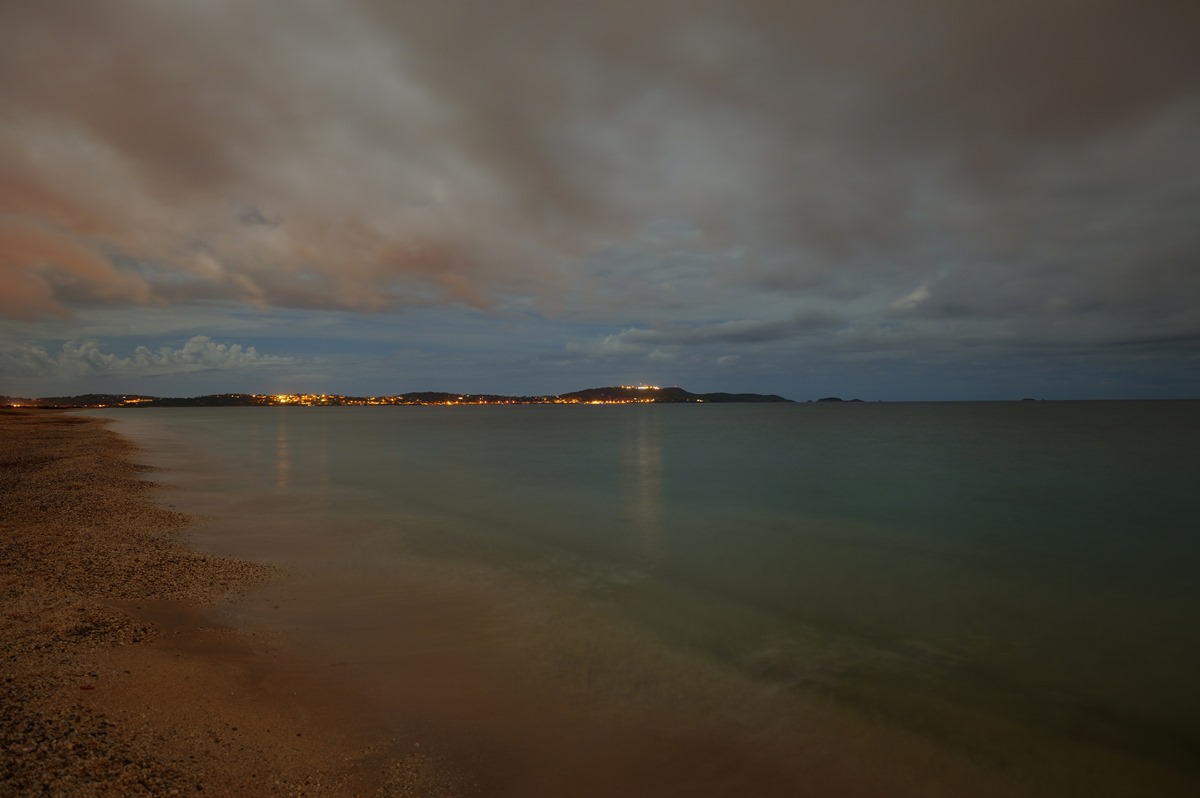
[98,402,1200,795]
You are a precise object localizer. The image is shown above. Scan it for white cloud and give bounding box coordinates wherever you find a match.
[3,336,294,378]
[891,283,932,311]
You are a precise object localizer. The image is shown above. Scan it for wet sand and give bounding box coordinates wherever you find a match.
[3,407,1039,797]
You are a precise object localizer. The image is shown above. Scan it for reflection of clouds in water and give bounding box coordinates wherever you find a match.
[621,410,664,573]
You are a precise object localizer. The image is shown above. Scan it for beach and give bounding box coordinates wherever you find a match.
[0,407,1011,798]
[0,409,477,796]
[6,404,1198,797]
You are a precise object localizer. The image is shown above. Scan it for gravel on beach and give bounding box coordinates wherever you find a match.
[1,409,476,797]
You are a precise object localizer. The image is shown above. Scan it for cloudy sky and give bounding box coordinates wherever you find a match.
[2,1,1198,400]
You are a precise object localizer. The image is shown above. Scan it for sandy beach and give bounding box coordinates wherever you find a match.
[1,409,477,796]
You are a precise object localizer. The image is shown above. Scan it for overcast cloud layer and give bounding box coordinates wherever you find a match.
[2,0,1198,399]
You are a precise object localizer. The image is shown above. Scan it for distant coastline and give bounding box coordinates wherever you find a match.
[2,385,794,409]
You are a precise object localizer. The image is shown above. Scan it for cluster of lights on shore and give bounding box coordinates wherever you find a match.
[264,385,665,406]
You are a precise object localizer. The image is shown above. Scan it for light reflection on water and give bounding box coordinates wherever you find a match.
[621,407,664,576]
[275,415,290,490]
[97,402,1200,797]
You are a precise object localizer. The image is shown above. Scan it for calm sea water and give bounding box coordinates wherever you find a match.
[97,402,1200,796]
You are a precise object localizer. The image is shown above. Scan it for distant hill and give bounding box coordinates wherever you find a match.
[560,386,792,403]
[139,394,262,407]
[4,393,156,408]
[4,385,793,408]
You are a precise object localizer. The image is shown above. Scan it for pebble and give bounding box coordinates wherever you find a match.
[1,411,273,795]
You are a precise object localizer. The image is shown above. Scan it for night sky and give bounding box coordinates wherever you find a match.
[3,1,1198,400]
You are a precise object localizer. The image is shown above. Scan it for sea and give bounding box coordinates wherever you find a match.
[95,401,1200,797]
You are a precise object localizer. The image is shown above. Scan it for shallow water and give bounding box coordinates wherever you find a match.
[97,401,1200,796]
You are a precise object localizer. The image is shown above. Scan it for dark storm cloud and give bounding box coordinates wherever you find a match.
[1,0,1198,396]
[588,312,845,351]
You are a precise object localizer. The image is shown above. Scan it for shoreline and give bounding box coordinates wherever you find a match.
[12,407,1192,796]
[0,408,1031,798]
[0,409,471,796]
[2,408,1003,798]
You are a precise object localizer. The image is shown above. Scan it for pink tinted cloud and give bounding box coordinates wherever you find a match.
[0,0,1198,331]
[0,219,156,319]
